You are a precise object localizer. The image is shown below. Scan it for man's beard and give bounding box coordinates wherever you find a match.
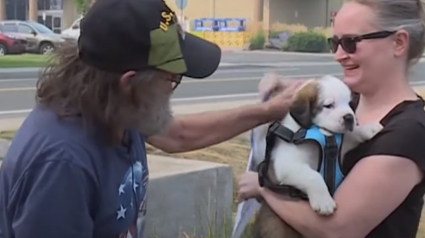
[123,87,173,137]
[136,90,173,137]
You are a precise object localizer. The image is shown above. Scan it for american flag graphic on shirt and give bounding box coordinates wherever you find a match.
[117,155,149,238]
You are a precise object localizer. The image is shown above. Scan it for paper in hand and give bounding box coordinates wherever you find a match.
[231,129,262,238]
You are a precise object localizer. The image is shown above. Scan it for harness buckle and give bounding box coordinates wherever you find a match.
[268,121,281,132]
[267,121,297,143]
[293,128,307,143]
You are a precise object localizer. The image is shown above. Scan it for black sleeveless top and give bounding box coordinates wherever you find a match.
[343,94,425,238]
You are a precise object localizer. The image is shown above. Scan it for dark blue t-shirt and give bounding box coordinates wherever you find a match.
[0,105,149,238]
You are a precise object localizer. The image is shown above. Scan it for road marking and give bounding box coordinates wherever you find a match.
[1,79,425,116]
[0,109,32,115]
[0,87,35,92]
[202,67,299,74]
[0,67,300,84]
[172,93,258,102]
[0,73,344,92]
[234,51,335,57]
[0,78,37,82]
[183,73,343,83]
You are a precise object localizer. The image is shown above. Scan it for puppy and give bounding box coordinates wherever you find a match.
[250,74,383,238]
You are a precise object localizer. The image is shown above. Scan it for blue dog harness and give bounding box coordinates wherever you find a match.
[257,121,345,199]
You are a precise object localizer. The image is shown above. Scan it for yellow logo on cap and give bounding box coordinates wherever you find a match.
[160,11,174,31]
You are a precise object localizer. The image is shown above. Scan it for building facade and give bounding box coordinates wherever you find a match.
[163,0,343,31]
[0,0,343,34]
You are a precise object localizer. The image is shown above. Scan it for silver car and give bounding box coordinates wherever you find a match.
[0,20,76,54]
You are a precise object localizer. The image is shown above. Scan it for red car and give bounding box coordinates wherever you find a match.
[0,31,27,55]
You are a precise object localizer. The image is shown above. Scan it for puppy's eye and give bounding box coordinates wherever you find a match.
[323,103,334,109]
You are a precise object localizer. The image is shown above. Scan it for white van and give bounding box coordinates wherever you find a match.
[61,17,82,39]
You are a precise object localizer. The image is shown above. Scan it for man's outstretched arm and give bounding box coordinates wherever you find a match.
[147,103,272,153]
[146,79,302,153]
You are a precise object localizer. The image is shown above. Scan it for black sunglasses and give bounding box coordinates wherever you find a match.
[328,30,396,54]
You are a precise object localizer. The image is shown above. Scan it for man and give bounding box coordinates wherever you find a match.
[0,0,301,237]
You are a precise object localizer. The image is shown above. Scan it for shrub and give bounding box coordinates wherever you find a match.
[249,30,265,50]
[285,30,329,53]
[269,30,281,39]
[312,26,333,38]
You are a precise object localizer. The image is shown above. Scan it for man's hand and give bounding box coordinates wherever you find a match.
[259,73,306,121]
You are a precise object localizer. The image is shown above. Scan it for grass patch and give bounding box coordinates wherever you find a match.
[0,53,50,68]
[0,130,15,140]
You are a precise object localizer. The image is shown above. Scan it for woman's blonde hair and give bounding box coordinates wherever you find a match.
[349,0,425,67]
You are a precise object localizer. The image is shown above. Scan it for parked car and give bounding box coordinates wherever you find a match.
[0,31,26,55]
[61,16,82,39]
[0,20,76,54]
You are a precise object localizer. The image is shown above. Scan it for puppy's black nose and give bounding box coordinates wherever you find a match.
[343,114,354,131]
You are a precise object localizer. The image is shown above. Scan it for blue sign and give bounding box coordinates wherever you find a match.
[175,0,187,10]
[192,18,247,32]
[193,18,219,31]
[219,18,247,32]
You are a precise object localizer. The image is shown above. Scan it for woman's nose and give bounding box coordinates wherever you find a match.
[334,44,349,62]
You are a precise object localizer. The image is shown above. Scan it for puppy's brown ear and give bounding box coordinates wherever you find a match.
[289,81,319,128]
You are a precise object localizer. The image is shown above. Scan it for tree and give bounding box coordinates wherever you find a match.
[74,0,90,15]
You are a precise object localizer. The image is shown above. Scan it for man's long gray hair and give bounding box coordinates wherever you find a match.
[36,43,172,146]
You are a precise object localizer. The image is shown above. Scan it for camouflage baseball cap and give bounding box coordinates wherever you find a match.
[78,0,221,78]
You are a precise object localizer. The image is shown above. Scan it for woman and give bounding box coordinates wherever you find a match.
[238,0,425,238]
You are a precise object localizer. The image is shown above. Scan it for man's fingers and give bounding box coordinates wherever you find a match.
[281,80,305,93]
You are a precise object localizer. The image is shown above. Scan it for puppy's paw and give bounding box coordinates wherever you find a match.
[359,122,384,140]
[309,193,337,215]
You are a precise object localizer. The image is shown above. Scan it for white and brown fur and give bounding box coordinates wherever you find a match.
[250,74,383,238]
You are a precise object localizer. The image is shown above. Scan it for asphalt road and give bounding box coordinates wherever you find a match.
[0,51,424,119]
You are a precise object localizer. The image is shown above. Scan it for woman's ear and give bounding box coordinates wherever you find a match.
[393,30,409,58]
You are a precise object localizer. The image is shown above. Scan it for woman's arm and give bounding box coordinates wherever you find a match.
[259,154,422,238]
